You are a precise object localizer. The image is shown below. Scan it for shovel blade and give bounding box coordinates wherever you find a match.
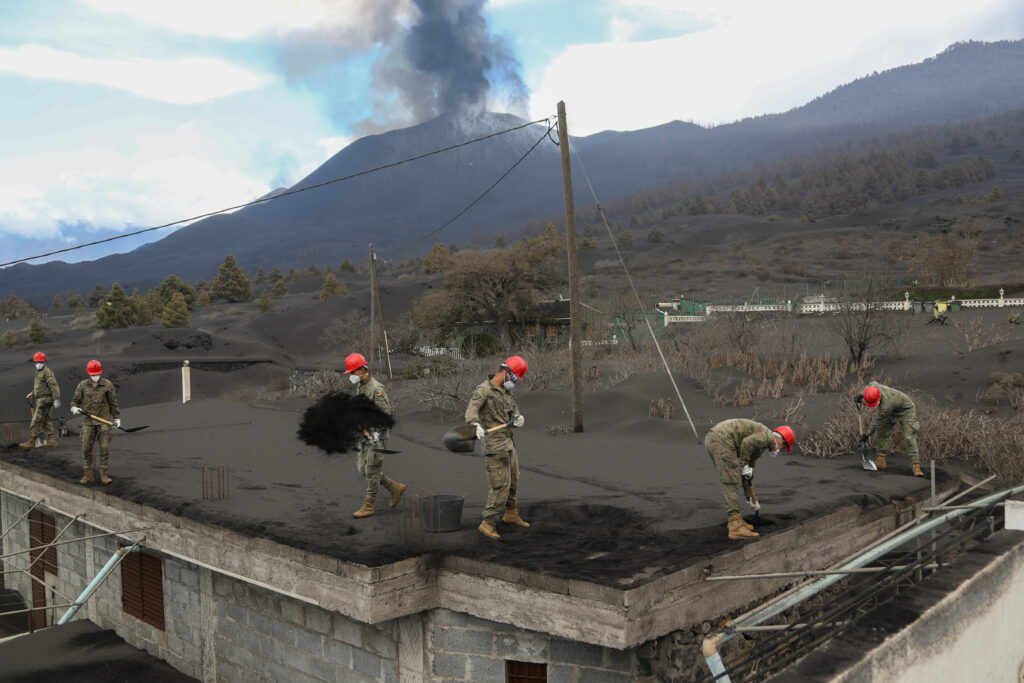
[860,448,878,471]
[442,424,477,452]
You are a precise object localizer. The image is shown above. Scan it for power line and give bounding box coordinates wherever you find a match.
[0,117,554,269]
[378,119,556,253]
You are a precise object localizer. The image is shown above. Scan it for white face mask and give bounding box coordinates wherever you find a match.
[769,449,781,458]
[35,363,44,370]
[349,374,361,385]
[90,374,101,383]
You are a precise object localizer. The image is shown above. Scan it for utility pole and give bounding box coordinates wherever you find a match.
[557,101,583,432]
[368,244,393,379]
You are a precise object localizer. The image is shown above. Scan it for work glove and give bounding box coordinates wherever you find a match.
[860,434,869,445]
[26,392,34,400]
[53,399,61,408]
[114,418,121,428]
[473,422,485,440]
[369,430,381,447]
[70,406,82,415]
[747,495,761,512]
[740,465,754,479]
[854,395,864,406]
[512,414,525,428]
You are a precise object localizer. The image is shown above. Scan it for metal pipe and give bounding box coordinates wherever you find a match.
[922,503,1003,512]
[704,483,1024,681]
[706,563,939,581]
[941,474,999,507]
[701,635,730,683]
[58,541,141,625]
[0,527,152,561]
[0,499,43,544]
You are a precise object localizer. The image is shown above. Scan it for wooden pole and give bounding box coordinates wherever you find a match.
[557,101,583,432]
[368,243,376,370]
[369,245,393,379]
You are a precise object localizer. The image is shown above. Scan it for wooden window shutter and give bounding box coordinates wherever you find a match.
[121,549,164,631]
[28,511,58,576]
[506,661,547,682]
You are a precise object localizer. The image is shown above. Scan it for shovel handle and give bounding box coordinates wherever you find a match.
[85,413,116,428]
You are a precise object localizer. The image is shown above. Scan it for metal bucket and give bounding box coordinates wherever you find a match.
[423,494,464,533]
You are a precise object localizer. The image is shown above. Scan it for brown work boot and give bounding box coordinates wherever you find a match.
[382,480,407,507]
[99,466,113,485]
[79,468,94,485]
[44,435,58,448]
[18,438,37,450]
[912,461,924,477]
[352,498,376,518]
[727,513,759,540]
[875,453,887,470]
[477,520,501,539]
[502,504,530,527]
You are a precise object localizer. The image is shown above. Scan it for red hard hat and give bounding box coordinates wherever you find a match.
[774,425,795,452]
[33,352,46,362]
[344,353,368,374]
[503,355,528,379]
[86,359,103,375]
[863,386,881,408]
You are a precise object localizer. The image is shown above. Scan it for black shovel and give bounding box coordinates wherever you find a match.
[84,413,149,433]
[856,411,877,471]
[442,421,513,452]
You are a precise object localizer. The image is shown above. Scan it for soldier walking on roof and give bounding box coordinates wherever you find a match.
[346,353,406,519]
[20,352,61,450]
[70,360,119,485]
[466,355,530,540]
[705,419,795,540]
[857,382,923,476]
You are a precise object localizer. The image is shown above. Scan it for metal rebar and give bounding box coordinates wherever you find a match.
[706,564,939,581]
[0,527,153,561]
[0,499,43,544]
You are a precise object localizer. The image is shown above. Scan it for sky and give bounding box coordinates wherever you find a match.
[1,0,1022,265]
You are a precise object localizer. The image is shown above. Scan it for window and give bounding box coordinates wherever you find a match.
[28,510,58,630]
[506,660,547,682]
[120,549,165,630]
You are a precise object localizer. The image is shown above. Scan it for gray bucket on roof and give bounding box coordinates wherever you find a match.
[423,494,464,532]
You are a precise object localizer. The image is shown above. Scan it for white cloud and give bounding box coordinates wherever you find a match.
[530,0,1019,134]
[0,45,265,104]
[316,135,357,160]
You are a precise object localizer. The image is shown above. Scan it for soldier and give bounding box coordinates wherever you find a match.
[346,353,406,519]
[705,419,795,540]
[857,382,923,476]
[466,355,529,539]
[70,360,119,485]
[20,352,61,450]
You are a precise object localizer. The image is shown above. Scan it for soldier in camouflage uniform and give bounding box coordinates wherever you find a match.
[70,359,119,485]
[857,381,923,476]
[20,352,61,450]
[466,355,529,539]
[705,419,795,540]
[346,353,406,519]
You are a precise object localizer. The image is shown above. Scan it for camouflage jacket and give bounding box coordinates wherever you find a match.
[465,378,521,453]
[72,378,120,424]
[866,381,915,435]
[32,367,60,401]
[357,376,391,442]
[706,418,775,468]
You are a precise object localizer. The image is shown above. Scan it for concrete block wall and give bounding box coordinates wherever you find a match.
[428,608,636,682]
[0,493,34,605]
[211,572,401,682]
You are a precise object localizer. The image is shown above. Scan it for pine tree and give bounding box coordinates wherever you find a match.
[96,283,135,329]
[254,266,267,284]
[28,316,46,343]
[210,255,252,302]
[618,231,634,248]
[339,260,356,273]
[269,266,284,282]
[257,290,274,313]
[66,291,85,308]
[197,291,211,308]
[87,283,107,307]
[422,243,452,274]
[1,330,15,350]
[319,273,346,300]
[161,292,191,328]
[157,274,195,309]
[271,280,288,297]
[646,226,665,243]
[51,294,64,310]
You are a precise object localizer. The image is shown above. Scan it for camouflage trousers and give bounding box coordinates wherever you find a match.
[356,444,391,499]
[29,398,56,440]
[705,433,744,519]
[482,448,519,522]
[875,409,920,462]
[81,424,112,468]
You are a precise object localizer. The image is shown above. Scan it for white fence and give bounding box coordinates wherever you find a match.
[415,346,465,360]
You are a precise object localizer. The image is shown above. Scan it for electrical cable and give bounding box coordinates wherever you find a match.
[565,126,702,444]
[0,117,554,269]
[378,119,555,253]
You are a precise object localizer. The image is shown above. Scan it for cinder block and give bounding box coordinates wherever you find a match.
[308,654,337,682]
[547,663,578,683]
[249,611,271,636]
[432,652,468,679]
[225,602,248,626]
[352,647,384,678]
[495,631,549,660]
[550,638,604,667]
[280,598,305,626]
[438,627,493,655]
[305,606,332,634]
[180,566,199,589]
[361,623,398,659]
[324,638,353,667]
[333,613,363,647]
[576,666,634,683]
[270,616,296,645]
[213,575,233,598]
[468,655,505,681]
[603,646,634,673]
[163,561,181,583]
[282,645,313,676]
[295,629,325,657]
